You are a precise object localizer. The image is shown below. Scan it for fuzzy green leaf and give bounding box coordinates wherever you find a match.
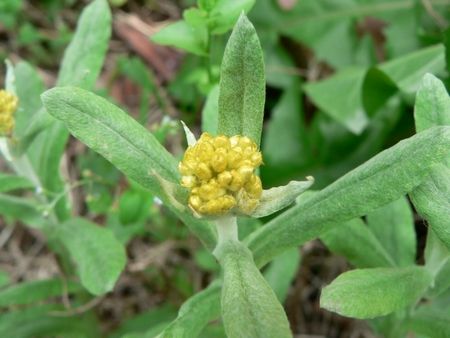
[57,218,126,295]
[246,126,450,267]
[321,267,433,319]
[157,281,221,338]
[321,218,395,268]
[414,73,450,132]
[41,86,217,250]
[57,0,111,88]
[218,241,292,338]
[251,178,314,218]
[218,14,265,146]
[410,74,450,250]
[411,165,450,251]
[366,197,416,267]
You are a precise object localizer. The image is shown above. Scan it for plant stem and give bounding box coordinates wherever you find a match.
[213,216,238,259]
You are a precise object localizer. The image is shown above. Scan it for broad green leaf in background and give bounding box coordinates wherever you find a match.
[201,84,219,134]
[246,126,450,267]
[378,45,446,96]
[218,241,292,338]
[42,86,217,250]
[366,196,416,267]
[0,174,33,193]
[217,14,265,146]
[0,278,81,307]
[264,248,300,302]
[263,83,308,166]
[57,218,126,295]
[208,0,255,34]
[321,218,395,268]
[320,267,433,319]
[410,74,450,249]
[250,0,448,69]
[151,20,207,56]
[157,281,221,338]
[304,67,368,134]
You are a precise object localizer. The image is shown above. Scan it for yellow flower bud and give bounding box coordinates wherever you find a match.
[179,133,263,216]
[0,90,18,136]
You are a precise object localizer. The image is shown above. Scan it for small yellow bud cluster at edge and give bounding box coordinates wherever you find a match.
[0,90,18,136]
[179,133,263,216]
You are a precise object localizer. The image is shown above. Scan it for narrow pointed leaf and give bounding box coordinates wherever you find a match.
[246,126,450,267]
[251,178,314,218]
[321,267,432,319]
[218,14,265,146]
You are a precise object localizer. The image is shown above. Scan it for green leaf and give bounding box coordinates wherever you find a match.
[366,196,416,267]
[378,44,445,96]
[410,74,450,250]
[0,304,99,337]
[151,20,207,56]
[36,0,111,221]
[320,267,433,319]
[263,84,308,166]
[0,174,33,193]
[57,218,126,295]
[218,241,292,338]
[157,281,221,338]
[411,165,450,250]
[0,278,81,307]
[405,307,450,338]
[321,218,395,268]
[0,194,49,229]
[208,0,255,34]
[304,67,368,134]
[201,84,219,134]
[246,126,450,267]
[41,86,217,250]
[424,230,450,297]
[264,248,300,302]
[111,305,176,338]
[251,178,314,218]
[217,14,265,146]
[13,61,45,139]
[414,73,450,132]
[57,0,111,88]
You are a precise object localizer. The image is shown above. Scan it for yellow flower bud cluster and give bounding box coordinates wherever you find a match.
[0,90,18,136]
[179,133,263,216]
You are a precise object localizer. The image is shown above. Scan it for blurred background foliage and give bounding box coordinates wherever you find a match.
[0,0,449,337]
